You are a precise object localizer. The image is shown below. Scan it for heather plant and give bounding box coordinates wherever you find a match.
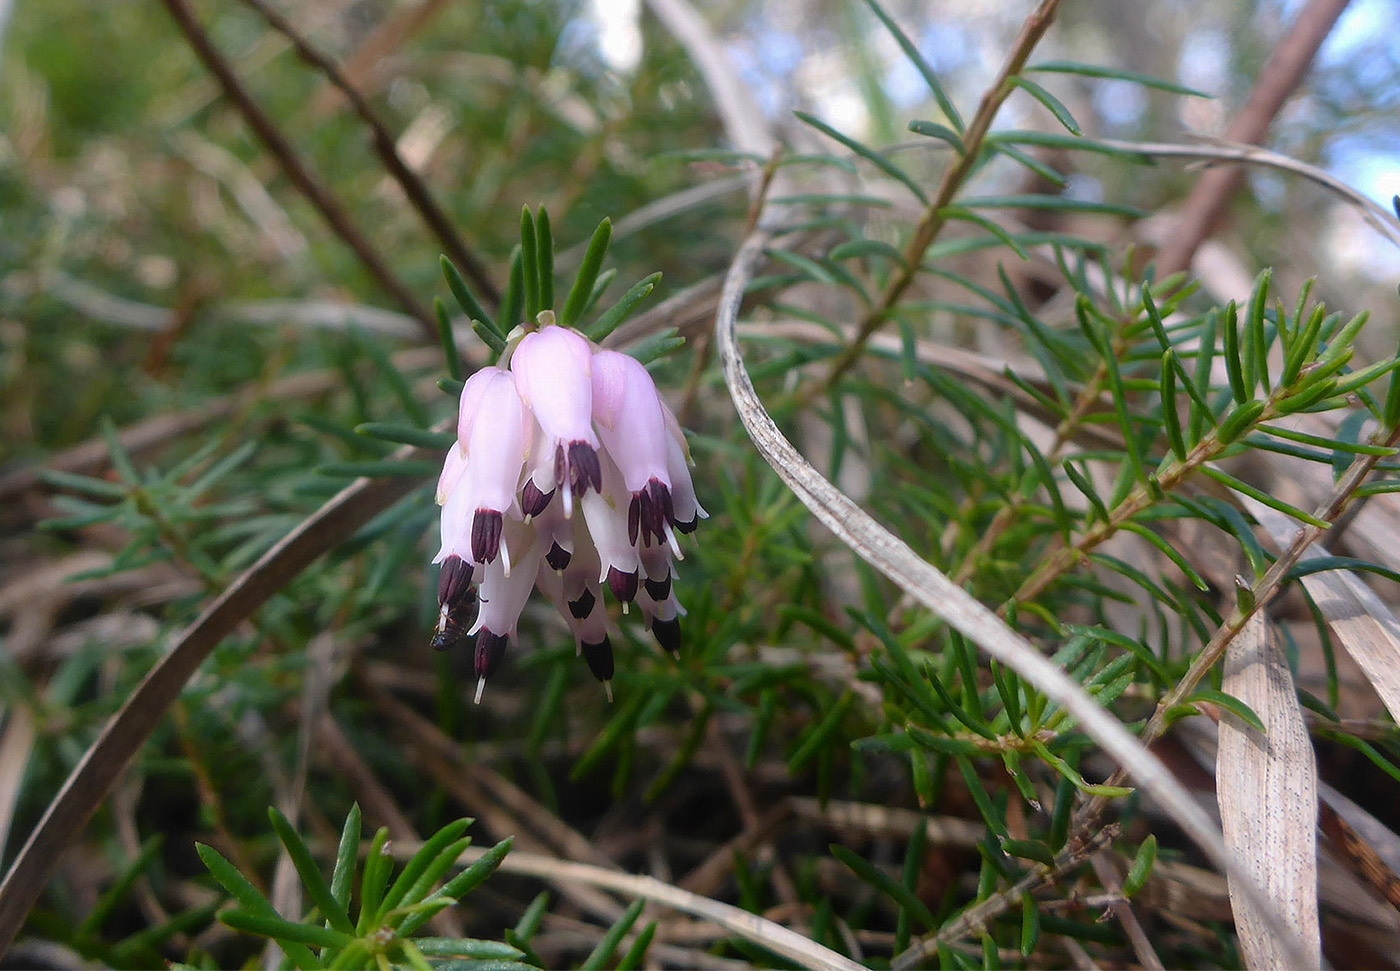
[2,1,1399,969]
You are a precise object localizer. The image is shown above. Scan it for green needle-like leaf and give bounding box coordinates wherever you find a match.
[794,109,930,203]
[831,843,939,929]
[536,205,554,311]
[1222,301,1247,404]
[788,692,854,772]
[377,817,472,919]
[499,247,524,332]
[586,272,662,342]
[1160,352,1187,459]
[615,921,658,971]
[580,899,645,970]
[519,206,539,322]
[561,218,612,327]
[197,844,319,970]
[938,207,1030,259]
[1201,466,1328,527]
[397,837,513,937]
[962,193,1144,219]
[355,423,454,450]
[356,828,394,935]
[1009,76,1081,135]
[433,298,463,380]
[1245,268,1272,392]
[1191,687,1265,732]
[1027,60,1210,97]
[440,256,498,337]
[268,807,355,936]
[862,0,963,131]
[330,804,362,913]
[908,118,965,154]
[219,909,353,949]
[1123,835,1158,897]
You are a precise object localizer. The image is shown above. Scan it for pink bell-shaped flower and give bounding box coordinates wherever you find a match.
[429,302,704,699]
[468,521,542,702]
[662,401,707,534]
[579,450,642,607]
[511,325,601,518]
[591,349,679,553]
[536,538,614,697]
[435,366,529,570]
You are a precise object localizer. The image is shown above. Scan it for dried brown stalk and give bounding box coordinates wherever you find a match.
[157,0,437,337]
[234,0,498,306]
[1155,0,1353,275]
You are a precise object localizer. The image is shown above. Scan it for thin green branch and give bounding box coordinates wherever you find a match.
[1072,420,1400,830]
[811,0,1062,399]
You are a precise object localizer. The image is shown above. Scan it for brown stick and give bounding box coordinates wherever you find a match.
[157,0,437,337]
[234,0,499,307]
[1155,0,1352,275]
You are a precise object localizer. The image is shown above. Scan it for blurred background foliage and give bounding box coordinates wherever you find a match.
[1,0,1398,968]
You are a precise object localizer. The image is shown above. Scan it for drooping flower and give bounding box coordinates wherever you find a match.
[510,325,602,519]
[435,366,529,571]
[592,349,679,553]
[432,320,703,701]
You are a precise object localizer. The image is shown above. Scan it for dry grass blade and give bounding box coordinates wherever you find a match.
[0,450,430,954]
[0,712,37,863]
[1217,613,1322,969]
[715,226,1312,969]
[449,846,865,971]
[1245,498,1400,723]
[1098,139,1400,247]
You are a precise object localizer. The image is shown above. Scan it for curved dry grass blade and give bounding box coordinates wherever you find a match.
[1096,139,1400,247]
[715,225,1311,969]
[1245,499,1400,723]
[448,847,863,971]
[1217,614,1322,969]
[0,450,430,954]
[0,711,36,863]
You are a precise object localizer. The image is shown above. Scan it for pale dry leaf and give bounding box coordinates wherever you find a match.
[1217,613,1322,969]
[1245,497,1400,722]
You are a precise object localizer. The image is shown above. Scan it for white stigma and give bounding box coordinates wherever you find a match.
[474,678,486,704]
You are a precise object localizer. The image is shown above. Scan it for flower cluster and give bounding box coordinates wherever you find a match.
[432,319,705,701]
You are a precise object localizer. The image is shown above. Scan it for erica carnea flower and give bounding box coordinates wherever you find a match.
[432,317,706,701]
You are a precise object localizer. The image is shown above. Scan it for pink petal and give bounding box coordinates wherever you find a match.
[662,401,707,532]
[512,326,598,448]
[579,451,641,603]
[457,365,509,450]
[591,350,670,494]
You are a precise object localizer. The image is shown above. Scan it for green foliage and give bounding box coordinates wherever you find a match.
[198,805,517,970]
[6,2,1399,969]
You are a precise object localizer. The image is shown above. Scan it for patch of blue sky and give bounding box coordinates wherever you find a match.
[1316,0,1397,66]
[1093,80,1148,130]
[1317,0,1399,205]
